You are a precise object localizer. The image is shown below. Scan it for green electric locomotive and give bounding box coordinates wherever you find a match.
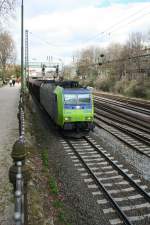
[28,79,94,133]
[40,80,94,131]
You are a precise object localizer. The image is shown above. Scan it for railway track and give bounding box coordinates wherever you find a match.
[94,96,150,116]
[94,106,150,135]
[93,94,150,157]
[94,92,150,111]
[94,100,150,131]
[60,136,150,225]
[94,116,150,157]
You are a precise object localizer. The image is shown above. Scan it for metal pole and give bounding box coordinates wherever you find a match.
[25,30,29,86]
[21,0,24,93]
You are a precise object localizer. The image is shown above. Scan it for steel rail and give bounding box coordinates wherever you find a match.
[94,103,150,133]
[94,118,149,157]
[94,96,150,116]
[95,106,150,135]
[84,136,150,202]
[95,113,150,146]
[65,136,150,224]
[108,121,150,145]
[94,92,150,110]
[94,100,150,126]
[65,138,133,225]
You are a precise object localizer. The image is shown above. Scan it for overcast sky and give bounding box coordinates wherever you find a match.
[10,0,150,64]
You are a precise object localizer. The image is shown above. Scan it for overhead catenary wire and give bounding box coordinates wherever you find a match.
[29,31,74,48]
[84,5,150,44]
[77,51,150,69]
[107,11,150,36]
[28,31,66,62]
[28,4,150,50]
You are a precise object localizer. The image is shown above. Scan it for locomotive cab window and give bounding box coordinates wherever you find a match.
[64,94,91,105]
[78,94,91,104]
[64,94,77,104]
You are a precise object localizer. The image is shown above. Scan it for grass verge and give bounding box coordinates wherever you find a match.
[41,149,71,225]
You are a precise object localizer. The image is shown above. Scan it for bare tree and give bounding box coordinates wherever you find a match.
[0,0,16,16]
[126,32,143,54]
[0,31,16,82]
[106,43,122,61]
[75,47,99,83]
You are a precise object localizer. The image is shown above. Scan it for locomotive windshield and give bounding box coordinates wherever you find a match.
[78,94,90,104]
[64,94,77,104]
[64,94,91,105]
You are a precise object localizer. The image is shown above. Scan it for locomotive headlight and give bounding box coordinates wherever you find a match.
[85,116,92,120]
[64,117,71,121]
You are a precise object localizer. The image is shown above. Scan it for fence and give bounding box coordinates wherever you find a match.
[9,94,29,225]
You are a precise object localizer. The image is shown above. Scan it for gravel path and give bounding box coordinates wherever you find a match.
[0,85,20,225]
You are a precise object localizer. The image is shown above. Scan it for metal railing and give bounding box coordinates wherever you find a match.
[9,94,29,225]
[14,161,24,225]
[18,95,25,141]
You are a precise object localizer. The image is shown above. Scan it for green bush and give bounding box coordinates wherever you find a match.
[53,200,63,208]
[94,76,115,92]
[58,211,66,223]
[113,80,130,94]
[48,177,59,195]
[145,89,150,100]
[83,79,94,87]
[124,80,147,98]
[41,149,48,168]
[143,80,150,100]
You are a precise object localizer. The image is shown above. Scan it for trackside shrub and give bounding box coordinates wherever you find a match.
[48,177,59,195]
[41,149,48,168]
[124,80,147,98]
[113,80,130,94]
[94,76,115,92]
